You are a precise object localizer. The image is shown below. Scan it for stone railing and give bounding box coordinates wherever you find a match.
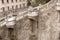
[39,0,57,12]
[0,10,28,26]
[0,0,57,26]
[16,10,28,21]
[28,0,57,12]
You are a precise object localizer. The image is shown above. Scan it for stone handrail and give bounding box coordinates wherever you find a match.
[0,10,28,26]
[28,0,57,12]
[0,0,57,26]
[40,0,57,12]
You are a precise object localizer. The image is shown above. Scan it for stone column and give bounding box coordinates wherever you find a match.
[17,17,32,40]
[38,13,50,40]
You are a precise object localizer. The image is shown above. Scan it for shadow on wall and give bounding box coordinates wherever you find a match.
[0,36,2,40]
[29,34,37,40]
[27,0,31,7]
[8,28,14,40]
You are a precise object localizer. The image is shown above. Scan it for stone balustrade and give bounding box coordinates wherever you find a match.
[39,0,57,12]
[0,0,59,40]
[0,0,57,27]
[0,10,28,27]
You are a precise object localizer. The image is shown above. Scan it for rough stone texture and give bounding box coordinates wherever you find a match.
[0,0,60,40]
[0,7,59,40]
[38,5,60,40]
[0,16,38,40]
[16,17,31,40]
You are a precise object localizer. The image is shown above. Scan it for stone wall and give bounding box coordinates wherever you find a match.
[0,0,60,40]
[0,16,38,40]
[38,6,60,40]
[16,17,31,40]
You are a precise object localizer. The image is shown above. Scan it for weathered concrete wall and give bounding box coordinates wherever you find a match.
[0,16,38,40]
[0,0,60,40]
[0,17,30,40]
[16,17,32,40]
[0,25,9,40]
[16,16,38,40]
[38,6,60,40]
[38,11,50,40]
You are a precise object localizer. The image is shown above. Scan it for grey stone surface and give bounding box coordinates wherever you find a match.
[0,0,60,40]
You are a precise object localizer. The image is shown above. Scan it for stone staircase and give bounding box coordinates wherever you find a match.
[0,0,57,27]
